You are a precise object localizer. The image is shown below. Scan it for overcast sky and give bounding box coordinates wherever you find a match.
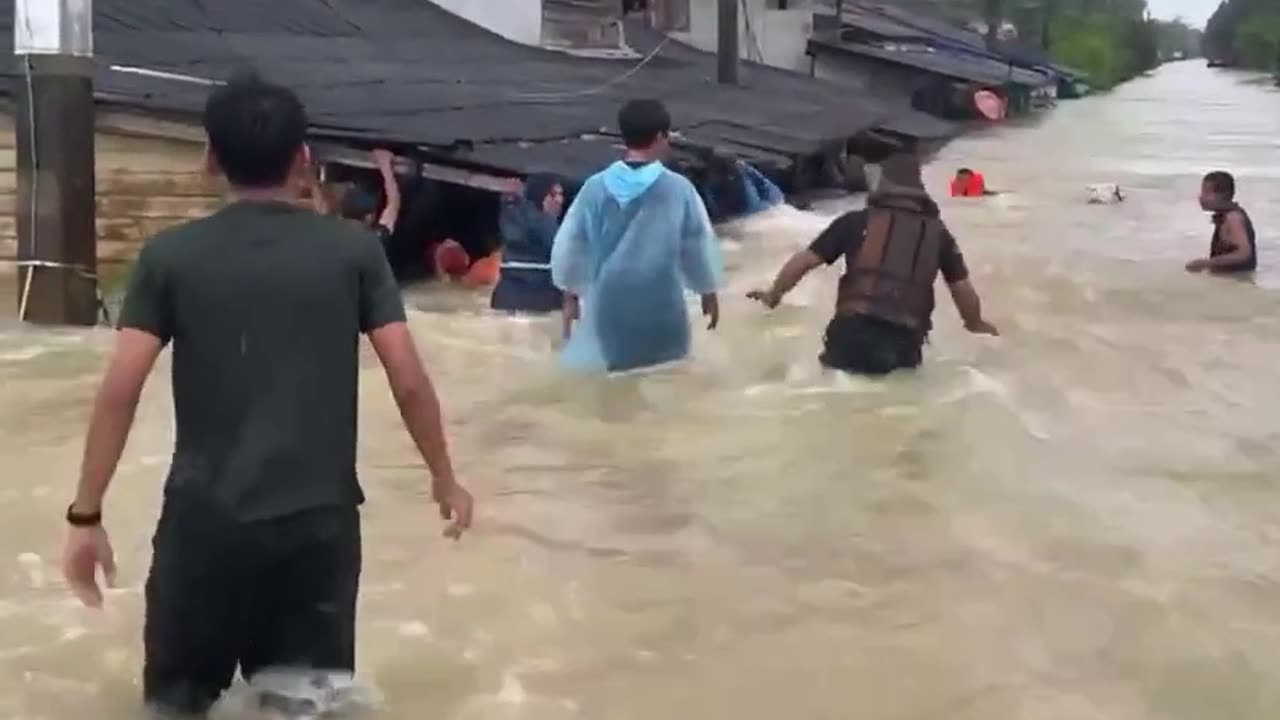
[1146,0,1219,26]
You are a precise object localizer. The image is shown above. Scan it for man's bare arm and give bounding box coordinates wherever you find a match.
[947,279,999,335]
[373,150,402,233]
[72,329,164,513]
[367,322,454,486]
[748,249,825,308]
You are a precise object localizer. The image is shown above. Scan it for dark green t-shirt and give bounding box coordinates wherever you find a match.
[119,200,407,522]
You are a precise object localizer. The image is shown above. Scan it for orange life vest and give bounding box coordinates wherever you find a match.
[463,252,501,287]
[949,172,986,198]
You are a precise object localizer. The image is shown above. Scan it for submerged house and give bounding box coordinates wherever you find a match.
[806,4,1056,119]
[0,0,934,278]
[669,1,1083,119]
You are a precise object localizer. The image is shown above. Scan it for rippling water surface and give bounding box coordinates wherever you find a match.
[1,62,1279,719]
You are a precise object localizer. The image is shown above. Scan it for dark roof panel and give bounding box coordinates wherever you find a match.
[0,0,908,179]
[810,37,1052,88]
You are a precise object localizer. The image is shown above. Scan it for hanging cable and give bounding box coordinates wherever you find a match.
[507,33,672,101]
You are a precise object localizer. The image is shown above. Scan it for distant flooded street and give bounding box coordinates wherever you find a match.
[2,61,1280,719]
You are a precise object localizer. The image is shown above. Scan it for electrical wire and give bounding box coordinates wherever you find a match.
[507,32,672,101]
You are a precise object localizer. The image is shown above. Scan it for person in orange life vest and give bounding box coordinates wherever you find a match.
[430,239,501,287]
[950,168,991,198]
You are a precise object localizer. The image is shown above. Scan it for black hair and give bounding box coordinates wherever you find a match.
[523,173,563,206]
[1202,171,1235,199]
[339,185,381,221]
[880,152,924,190]
[956,167,973,175]
[203,71,308,189]
[618,99,672,150]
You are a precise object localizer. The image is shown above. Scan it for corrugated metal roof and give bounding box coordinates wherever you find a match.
[810,37,1053,88]
[838,3,1082,80]
[0,0,921,179]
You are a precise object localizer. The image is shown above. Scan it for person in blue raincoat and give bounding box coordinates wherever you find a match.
[491,173,566,314]
[701,151,785,223]
[551,99,723,374]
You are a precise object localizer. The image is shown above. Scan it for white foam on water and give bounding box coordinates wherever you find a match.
[0,347,49,362]
[396,621,431,638]
[17,553,44,589]
[940,366,1052,440]
[214,667,379,720]
[528,603,557,627]
[496,671,527,706]
[447,583,476,598]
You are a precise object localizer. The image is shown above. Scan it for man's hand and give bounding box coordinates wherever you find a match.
[1185,257,1211,273]
[965,319,1000,336]
[371,148,395,171]
[62,525,116,608]
[746,289,781,310]
[433,480,474,541]
[701,293,720,330]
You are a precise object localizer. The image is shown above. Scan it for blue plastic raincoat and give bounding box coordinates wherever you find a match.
[551,160,723,373]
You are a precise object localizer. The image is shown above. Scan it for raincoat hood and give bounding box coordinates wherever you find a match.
[601,160,665,206]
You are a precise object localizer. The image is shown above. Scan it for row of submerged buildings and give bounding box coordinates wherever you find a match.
[0,0,1088,278]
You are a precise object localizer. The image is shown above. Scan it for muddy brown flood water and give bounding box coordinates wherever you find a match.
[1,62,1279,719]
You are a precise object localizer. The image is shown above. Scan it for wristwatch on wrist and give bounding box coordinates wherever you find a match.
[65,504,102,527]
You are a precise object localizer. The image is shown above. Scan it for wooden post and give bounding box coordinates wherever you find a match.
[717,0,739,85]
[14,0,99,326]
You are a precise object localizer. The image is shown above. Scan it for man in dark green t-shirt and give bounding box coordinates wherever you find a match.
[58,73,473,717]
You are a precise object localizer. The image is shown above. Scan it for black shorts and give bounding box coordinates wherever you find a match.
[819,314,924,376]
[143,494,361,717]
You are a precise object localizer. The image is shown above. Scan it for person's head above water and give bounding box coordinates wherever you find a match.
[523,173,565,217]
[1200,171,1236,212]
[339,185,380,226]
[618,99,672,160]
[879,152,926,192]
[203,72,309,192]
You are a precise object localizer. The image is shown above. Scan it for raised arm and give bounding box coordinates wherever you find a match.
[373,149,402,233]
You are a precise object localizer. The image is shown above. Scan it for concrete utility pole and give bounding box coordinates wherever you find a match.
[14,0,98,326]
[717,0,739,85]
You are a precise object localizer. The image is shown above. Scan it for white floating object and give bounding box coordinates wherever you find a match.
[1086,183,1125,204]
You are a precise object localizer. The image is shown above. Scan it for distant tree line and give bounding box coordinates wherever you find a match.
[1203,0,1280,70]
[932,0,1171,87]
[1152,18,1204,61]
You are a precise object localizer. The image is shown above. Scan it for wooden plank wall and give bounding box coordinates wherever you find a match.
[0,112,225,277]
